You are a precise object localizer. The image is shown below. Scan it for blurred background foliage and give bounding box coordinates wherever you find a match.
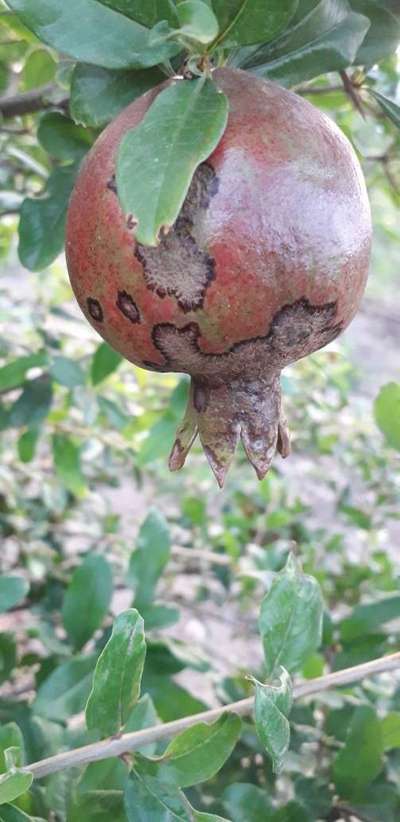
[0,0,400,819]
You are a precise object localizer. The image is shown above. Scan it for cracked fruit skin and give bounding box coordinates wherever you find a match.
[66,67,372,486]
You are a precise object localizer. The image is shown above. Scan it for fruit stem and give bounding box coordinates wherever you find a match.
[169,374,290,487]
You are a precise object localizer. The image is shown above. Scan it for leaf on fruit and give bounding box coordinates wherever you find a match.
[116,77,228,246]
[259,553,324,677]
[85,609,146,737]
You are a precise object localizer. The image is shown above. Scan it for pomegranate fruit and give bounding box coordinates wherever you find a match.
[66,68,371,486]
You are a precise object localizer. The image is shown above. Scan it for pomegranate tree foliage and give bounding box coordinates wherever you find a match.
[0,0,399,819]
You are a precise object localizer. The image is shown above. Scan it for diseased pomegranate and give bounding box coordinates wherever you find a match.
[66,68,371,486]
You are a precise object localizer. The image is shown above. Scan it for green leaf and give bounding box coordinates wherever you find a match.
[176,1,219,44]
[52,434,86,498]
[259,553,324,677]
[17,428,40,463]
[212,0,298,47]
[0,771,32,807]
[349,0,400,64]
[20,48,56,90]
[128,509,171,609]
[6,0,178,70]
[85,609,146,737]
[252,668,293,774]
[369,92,400,130]
[49,356,85,388]
[0,726,24,775]
[242,0,370,87]
[0,636,17,686]
[125,770,230,821]
[116,77,228,246]
[333,705,383,800]
[69,790,126,822]
[0,805,46,822]
[62,553,113,649]
[273,802,309,822]
[6,378,52,429]
[294,776,333,819]
[222,783,275,821]
[91,343,122,386]
[374,382,400,449]
[339,594,400,642]
[381,712,400,751]
[95,0,178,27]
[0,577,28,614]
[38,113,92,161]
[140,603,180,630]
[0,353,47,393]
[148,713,242,787]
[70,64,164,128]
[18,164,78,271]
[34,654,98,720]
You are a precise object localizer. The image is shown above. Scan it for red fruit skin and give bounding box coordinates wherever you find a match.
[66,68,371,484]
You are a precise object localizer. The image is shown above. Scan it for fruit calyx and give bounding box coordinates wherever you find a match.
[169,373,290,487]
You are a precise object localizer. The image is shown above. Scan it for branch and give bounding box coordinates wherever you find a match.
[0,84,68,118]
[26,651,400,780]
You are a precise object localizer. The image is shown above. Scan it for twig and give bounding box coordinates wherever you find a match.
[0,85,68,118]
[339,70,366,119]
[26,651,400,780]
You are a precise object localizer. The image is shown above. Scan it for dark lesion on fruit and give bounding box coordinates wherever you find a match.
[106,175,117,194]
[87,297,104,323]
[151,297,343,379]
[116,290,140,323]
[134,163,219,313]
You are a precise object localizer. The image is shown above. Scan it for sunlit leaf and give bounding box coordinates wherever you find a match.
[86,609,146,737]
[62,553,113,649]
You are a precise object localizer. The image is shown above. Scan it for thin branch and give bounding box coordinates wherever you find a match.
[26,651,400,780]
[339,70,366,119]
[0,84,68,118]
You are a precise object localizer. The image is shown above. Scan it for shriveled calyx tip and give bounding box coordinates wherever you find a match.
[169,374,290,487]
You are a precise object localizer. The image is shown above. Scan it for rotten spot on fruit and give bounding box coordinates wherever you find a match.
[87,297,104,322]
[107,175,117,194]
[151,298,342,379]
[135,163,218,312]
[116,291,140,323]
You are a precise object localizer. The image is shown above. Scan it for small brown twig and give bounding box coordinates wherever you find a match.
[339,70,366,119]
[0,84,69,119]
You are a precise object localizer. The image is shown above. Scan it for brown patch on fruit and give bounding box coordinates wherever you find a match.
[107,175,117,193]
[87,297,104,322]
[135,163,218,312]
[116,290,140,323]
[152,298,342,379]
[193,382,208,413]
